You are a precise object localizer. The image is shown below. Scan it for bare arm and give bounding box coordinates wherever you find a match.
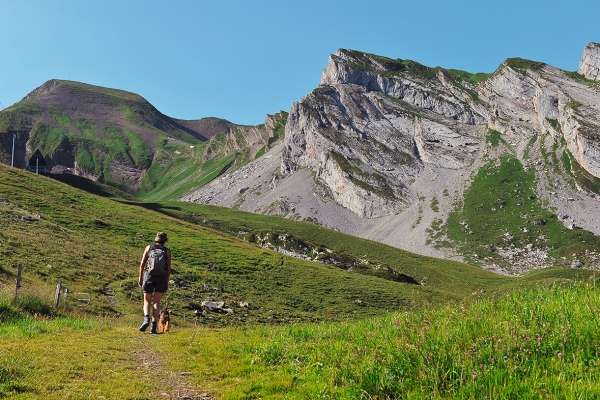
[138,245,150,287]
[166,249,172,283]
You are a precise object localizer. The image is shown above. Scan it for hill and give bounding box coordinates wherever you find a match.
[0,79,286,198]
[2,161,593,323]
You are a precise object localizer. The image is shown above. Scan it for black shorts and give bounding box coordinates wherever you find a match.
[142,273,168,293]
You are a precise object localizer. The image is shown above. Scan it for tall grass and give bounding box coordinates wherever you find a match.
[0,284,55,321]
[158,279,600,399]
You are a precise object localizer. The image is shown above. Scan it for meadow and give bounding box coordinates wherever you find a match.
[1,279,599,398]
[0,163,598,399]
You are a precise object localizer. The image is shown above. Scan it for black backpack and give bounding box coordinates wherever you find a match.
[146,245,167,275]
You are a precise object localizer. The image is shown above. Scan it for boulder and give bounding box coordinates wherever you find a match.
[201,301,225,312]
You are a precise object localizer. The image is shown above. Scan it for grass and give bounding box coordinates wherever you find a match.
[340,49,492,87]
[2,129,600,397]
[138,112,287,201]
[562,149,600,195]
[446,69,492,84]
[2,279,599,398]
[505,58,546,73]
[3,161,589,326]
[486,129,503,147]
[444,149,600,270]
[564,71,600,89]
[0,162,498,325]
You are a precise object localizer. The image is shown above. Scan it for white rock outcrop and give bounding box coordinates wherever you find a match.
[578,42,600,81]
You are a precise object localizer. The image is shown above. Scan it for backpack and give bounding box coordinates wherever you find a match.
[146,245,167,275]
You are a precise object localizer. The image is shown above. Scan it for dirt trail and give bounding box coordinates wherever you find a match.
[132,334,215,400]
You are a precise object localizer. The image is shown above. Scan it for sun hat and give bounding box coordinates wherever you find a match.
[154,232,168,242]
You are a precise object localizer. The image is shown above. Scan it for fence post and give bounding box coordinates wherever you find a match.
[15,264,22,300]
[54,279,62,308]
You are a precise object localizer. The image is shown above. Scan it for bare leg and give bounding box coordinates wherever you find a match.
[152,292,163,322]
[139,292,153,331]
[143,292,153,316]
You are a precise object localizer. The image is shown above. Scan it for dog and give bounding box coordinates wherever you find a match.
[158,303,170,333]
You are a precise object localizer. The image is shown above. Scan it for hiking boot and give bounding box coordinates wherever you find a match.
[139,316,150,332]
[150,322,158,334]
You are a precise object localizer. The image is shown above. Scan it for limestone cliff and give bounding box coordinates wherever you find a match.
[578,42,600,81]
[278,45,600,218]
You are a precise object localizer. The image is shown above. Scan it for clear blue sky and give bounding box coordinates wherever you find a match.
[1,1,598,125]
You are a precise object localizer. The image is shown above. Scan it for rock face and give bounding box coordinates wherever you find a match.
[281,50,482,217]
[274,46,600,219]
[578,42,600,81]
[180,43,600,274]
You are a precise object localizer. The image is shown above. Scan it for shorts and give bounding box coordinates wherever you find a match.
[142,273,168,293]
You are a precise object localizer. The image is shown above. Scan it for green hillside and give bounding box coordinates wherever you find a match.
[2,161,592,323]
[1,163,597,398]
[0,80,285,200]
[0,164,480,324]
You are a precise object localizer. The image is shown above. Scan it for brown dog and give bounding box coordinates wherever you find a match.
[158,303,170,333]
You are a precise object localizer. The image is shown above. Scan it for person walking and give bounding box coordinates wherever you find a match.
[138,232,172,334]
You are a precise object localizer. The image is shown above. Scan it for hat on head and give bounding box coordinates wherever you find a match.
[154,232,168,242]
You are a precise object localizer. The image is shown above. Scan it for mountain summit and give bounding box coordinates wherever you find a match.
[0,79,284,195]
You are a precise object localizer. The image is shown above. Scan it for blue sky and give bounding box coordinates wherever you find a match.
[1,1,598,125]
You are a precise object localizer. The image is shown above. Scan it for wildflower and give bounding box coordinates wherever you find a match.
[498,338,503,343]
[479,363,484,370]
[558,352,563,358]
[514,366,518,370]
[523,368,527,373]
[503,355,508,360]
[472,374,477,380]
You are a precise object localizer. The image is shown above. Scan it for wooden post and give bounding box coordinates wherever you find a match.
[54,279,62,308]
[15,264,22,300]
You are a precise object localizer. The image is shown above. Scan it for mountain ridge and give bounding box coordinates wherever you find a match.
[182,42,600,274]
[0,79,284,195]
[2,43,600,275]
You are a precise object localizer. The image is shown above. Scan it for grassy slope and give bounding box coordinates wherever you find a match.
[1,160,598,398]
[1,163,532,326]
[139,112,289,202]
[1,161,590,320]
[440,131,600,272]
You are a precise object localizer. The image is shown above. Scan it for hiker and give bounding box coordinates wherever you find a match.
[138,232,172,334]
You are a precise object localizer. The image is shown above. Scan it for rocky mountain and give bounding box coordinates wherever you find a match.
[3,44,599,275]
[182,43,600,274]
[0,79,284,196]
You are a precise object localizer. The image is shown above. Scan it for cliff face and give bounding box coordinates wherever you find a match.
[281,50,483,217]
[279,45,600,218]
[113,43,600,273]
[578,42,600,81]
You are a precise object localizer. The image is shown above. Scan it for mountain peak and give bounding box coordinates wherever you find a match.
[21,79,63,101]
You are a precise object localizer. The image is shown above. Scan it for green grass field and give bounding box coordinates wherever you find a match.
[1,161,599,398]
[2,278,599,398]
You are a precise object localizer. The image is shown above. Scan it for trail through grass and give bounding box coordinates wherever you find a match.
[3,279,600,399]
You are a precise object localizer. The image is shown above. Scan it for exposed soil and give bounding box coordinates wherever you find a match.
[133,335,216,400]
